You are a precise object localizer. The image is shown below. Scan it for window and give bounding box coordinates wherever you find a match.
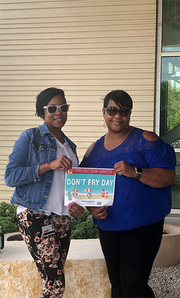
[162,0,180,52]
[160,57,180,209]
[160,57,180,138]
[157,0,180,210]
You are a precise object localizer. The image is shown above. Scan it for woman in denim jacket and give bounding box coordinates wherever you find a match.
[4,87,84,298]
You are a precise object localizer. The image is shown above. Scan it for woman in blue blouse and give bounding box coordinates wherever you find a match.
[79,90,176,298]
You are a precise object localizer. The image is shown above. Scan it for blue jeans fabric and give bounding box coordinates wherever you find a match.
[98,220,164,298]
[5,122,78,213]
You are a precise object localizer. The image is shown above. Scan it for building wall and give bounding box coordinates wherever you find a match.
[0,0,157,203]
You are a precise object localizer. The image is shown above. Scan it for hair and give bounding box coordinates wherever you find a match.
[36,87,66,118]
[103,90,133,110]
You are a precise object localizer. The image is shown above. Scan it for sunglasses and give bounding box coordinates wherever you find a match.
[104,106,131,117]
[43,104,70,114]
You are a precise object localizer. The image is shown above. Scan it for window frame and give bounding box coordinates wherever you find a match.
[155,0,180,214]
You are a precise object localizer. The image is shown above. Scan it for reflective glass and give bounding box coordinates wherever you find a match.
[160,57,180,209]
[171,152,180,209]
[162,0,180,52]
[160,57,180,146]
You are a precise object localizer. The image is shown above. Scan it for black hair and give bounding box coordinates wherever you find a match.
[103,90,133,110]
[36,87,66,119]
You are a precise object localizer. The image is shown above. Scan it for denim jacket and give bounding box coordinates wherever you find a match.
[4,123,78,213]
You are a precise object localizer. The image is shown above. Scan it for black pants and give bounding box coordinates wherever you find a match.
[98,220,164,298]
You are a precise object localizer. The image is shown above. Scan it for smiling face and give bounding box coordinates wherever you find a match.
[44,94,67,132]
[103,99,131,133]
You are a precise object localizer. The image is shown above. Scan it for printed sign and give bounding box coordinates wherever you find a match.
[65,167,116,206]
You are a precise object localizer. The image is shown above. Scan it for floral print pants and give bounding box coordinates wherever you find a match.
[17,209,71,298]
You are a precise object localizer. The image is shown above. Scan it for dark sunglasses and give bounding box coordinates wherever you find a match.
[104,106,131,117]
[43,104,70,114]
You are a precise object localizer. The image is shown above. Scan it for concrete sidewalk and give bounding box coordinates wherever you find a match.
[1,239,180,298]
[0,238,104,261]
[165,214,180,226]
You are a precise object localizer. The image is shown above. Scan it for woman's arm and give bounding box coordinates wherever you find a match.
[114,130,176,188]
[4,132,39,187]
[38,155,72,176]
[137,167,175,188]
[83,142,96,158]
[5,153,73,187]
[114,161,176,188]
[4,131,73,187]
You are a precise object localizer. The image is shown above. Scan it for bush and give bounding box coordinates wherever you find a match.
[0,202,99,239]
[71,209,99,239]
[0,202,19,234]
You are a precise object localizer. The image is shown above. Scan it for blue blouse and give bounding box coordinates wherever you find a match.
[80,128,176,231]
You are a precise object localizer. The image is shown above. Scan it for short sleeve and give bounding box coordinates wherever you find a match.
[144,139,176,169]
[80,156,91,167]
[80,157,85,167]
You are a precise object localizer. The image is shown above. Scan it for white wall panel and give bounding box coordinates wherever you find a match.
[0,0,156,202]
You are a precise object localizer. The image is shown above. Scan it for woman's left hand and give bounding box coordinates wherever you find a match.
[68,202,84,217]
[114,160,136,178]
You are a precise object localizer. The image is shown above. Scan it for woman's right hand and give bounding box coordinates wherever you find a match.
[39,155,72,176]
[49,155,72,171]
[68,202,85,217]
[87,206,108,219]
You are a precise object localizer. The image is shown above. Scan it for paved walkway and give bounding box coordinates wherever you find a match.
[0,238,104,261]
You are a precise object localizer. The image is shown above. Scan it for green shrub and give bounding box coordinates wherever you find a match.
[0,217,19,234]
[71,209,99,239]
[0,202,99,239]
[0,202,19,234]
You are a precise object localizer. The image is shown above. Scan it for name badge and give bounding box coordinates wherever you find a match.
[41,224,55,238]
